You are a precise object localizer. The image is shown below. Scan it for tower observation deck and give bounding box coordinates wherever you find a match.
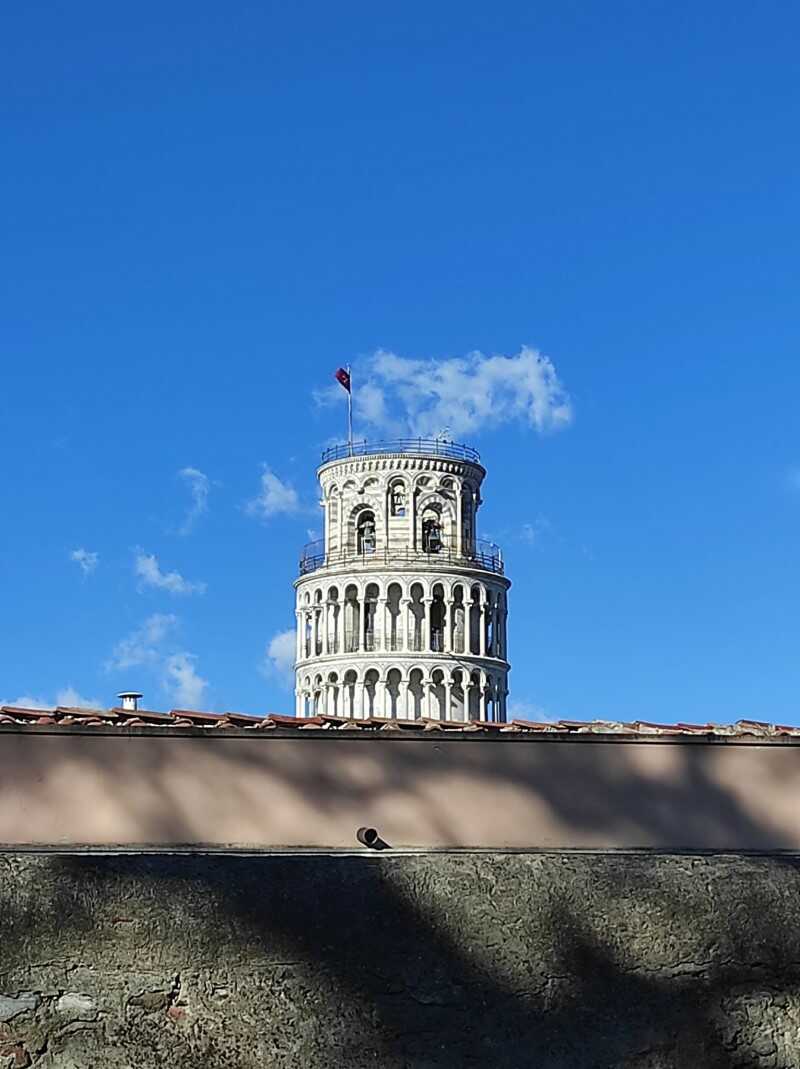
[293,439,510,721]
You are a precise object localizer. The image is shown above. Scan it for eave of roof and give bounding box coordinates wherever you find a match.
[0,706,798,740]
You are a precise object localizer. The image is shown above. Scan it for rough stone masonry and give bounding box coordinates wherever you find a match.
[1,851,800,1068]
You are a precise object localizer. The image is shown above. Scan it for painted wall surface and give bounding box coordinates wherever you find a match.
[2,728,800,849]
[1,851,799,1068]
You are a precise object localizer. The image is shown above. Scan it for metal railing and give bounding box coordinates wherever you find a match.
[299,537,503,576]
[321,438,481,465]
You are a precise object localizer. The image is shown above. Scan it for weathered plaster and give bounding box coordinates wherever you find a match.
[1,852,800,1066]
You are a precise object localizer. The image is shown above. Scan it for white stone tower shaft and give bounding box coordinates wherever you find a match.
[294,440,510,721]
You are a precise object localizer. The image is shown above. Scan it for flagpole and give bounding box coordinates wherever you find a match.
[347,364,353,454]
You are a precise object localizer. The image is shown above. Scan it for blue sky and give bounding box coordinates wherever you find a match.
[3,2,800,723]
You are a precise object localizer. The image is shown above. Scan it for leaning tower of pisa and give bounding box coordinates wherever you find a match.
[294,438,510,721]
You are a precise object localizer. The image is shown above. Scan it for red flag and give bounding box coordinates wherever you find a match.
[335,367,351,392]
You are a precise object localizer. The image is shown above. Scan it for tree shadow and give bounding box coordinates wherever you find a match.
[1,850,799,1066]
[2,731,800,1064]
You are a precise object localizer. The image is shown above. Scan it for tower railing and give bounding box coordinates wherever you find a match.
[321,438,481,465]
[298,537,504,576]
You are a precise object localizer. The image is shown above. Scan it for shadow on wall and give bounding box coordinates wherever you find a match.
[1,851,800,1067]
[2,740,800,1064]
[0,731,797,849]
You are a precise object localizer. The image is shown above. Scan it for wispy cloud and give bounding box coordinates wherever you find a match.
[177,467,210,535]
[507,699,556,723]
[134,551,207,596]
[520,515,553,547]
[106,613,178,671]
[105,614,208,710]
[317,346,573,439]
[245,467,300,520]
[1,686,104,711]
[163,652,208,709]
[261,628,296,686]
[70,548,98,576]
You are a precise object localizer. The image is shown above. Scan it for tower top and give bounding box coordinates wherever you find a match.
[293,439,510,723]
[319,437,482,467]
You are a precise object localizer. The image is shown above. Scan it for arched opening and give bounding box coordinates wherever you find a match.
[326,672,339,718]
[386,582,402,651]
[389,481,407,517]
[363,582,379,651]
[486,591,495,657]
[343,670,357,718]
[451,670,466,722]
[409,583,425,652]
[363,669,379,718]
[326,586,340,655]
[344,584,359,653]
[430,668,446,720]
[485,676,496,722]
[357,510,376,555]
[430,583,445,652]
[408,669,424,719]
[468,671,481,720]
[421,507,443,554]
[452,585,466,654]
[386,668,401,718]
[313,675,323,716]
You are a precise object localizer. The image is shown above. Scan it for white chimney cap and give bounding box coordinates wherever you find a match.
[117,691,143,711]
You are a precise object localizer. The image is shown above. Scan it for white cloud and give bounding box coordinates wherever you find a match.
[163,652,208,709]
[107,613,178,671]
[261,628,296,686]
[245,467,300,520]
[70,548,98,575]
[342,346,572,439]
[2,687,103,711]
[1,694,51,710]
[177,467,210,535]
[507,699,556,723]
[56,686,104,709]
[520,515,553,547]
[134,551,206,596]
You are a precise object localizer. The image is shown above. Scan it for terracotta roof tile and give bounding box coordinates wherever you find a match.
[0,704,798,739]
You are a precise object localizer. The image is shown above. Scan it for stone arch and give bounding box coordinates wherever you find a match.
[408,582,426,652]
[363,668,379,718]
[450,667,466,722]
[386,581,403,651]
[363,582,380,651]
[342,668,357,718]
[468,670,481,720]
[451,582,468,654]
[353,507,377,556]
[386,667,402,718]
[429,667,446,720]
[387,475,409,518]
[430,582,446,653]
[408,667,425,719]
[343,583,360,653]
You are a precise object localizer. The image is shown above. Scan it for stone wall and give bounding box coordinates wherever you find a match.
[2,851,799,1067]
